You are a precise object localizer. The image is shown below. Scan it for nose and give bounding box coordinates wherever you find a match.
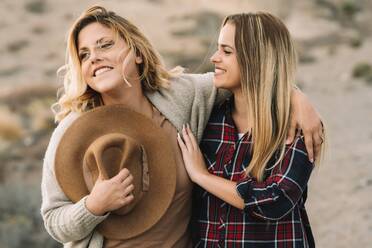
[89,50,103,64]
[210,50,221,64]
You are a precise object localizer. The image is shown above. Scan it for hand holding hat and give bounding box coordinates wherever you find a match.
[85,168,134,216]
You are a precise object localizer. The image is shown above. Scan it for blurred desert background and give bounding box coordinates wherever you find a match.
[0,0,371,247]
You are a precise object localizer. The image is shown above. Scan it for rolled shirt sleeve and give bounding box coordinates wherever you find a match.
[236,136,314,220]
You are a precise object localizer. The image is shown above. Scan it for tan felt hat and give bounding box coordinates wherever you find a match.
[55,105,177,240]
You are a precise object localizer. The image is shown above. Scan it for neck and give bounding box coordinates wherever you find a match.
[231,88,252,133]
[101,79,153,116]
[232,88,248,116]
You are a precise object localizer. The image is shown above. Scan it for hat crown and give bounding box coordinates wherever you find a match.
[83,133,149,215]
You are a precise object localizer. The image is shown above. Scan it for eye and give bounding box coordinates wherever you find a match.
[99,41,114,49]
[224,50,232,55]
[79,52,89,61]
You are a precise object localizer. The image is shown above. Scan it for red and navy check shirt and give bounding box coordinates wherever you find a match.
[192,98,315,248]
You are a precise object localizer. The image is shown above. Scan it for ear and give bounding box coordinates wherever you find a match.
[135,55,143,64]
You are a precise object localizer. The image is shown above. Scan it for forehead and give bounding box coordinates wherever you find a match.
[77,22,115,49]
[218,22,236,46]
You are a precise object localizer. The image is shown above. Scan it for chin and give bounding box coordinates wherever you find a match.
[91,79,122,94]
[213,77,228,90]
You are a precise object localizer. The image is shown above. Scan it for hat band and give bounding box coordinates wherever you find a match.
[140,145,149,192]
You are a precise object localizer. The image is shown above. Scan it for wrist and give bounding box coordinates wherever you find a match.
[192,170,210,186]
[86,195,105,216]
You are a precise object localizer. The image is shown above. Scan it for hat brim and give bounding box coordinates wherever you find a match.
[55,105,177,239]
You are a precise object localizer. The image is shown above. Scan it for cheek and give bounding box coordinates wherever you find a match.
[229,60,241,87]
[228,59,240,78]
[81,63,90,82]
[233,64,240,81]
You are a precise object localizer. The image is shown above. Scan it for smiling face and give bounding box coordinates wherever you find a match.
[78,22,141,94]
[210,22,241,91]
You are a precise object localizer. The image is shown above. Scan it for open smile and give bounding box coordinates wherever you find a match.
[93,66,114,77]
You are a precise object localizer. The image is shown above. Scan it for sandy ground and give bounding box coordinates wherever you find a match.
[0,0,371,247]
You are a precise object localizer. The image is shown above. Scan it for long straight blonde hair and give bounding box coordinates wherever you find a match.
[224,13,297,181]
[53,5,180,122]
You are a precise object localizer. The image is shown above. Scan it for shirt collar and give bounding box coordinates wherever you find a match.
[219,96,251,142]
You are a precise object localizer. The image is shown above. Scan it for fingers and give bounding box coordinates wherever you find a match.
[304,119,324,163]
[313,122,324,161]
[181,123,198,151]
[303,130,314,163]
[121,173,133,188]
[115,168,130,182]
[181,124,193,151]
[122,183,134,196]
[116,175,134,206]
[119,181,135,206]
[114,168,134,192]
[313,133,322,162]
[118,175,134,206]
[286,118,297,145]
[186,124,198,149]
[177,132,187,152]
[121,193,134,205]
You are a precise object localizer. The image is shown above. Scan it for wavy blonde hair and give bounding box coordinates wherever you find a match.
[224,13,322,181]
[53,5,180,122]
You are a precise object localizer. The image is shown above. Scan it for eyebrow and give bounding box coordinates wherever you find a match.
[219,43,234,50]
[79,37,111,52]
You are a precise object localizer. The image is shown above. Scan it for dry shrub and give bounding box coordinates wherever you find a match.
[24,0,47,14]
[0,66,23,77]
[0,106,24,142]
[31,25,47,35]
[352,62,372,85]
[0,83,56,109]
[26,99,54,132]
[349,36,362,48]
[6,40,29,53]
[341,1,361,18]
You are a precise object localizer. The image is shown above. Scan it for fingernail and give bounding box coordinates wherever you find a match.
[309,158,314,163]
[286,139,291,144]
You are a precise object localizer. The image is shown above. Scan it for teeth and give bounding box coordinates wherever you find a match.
[94,67,112,77]
[215,68,225,75]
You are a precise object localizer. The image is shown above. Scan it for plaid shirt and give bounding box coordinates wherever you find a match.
[192,98,315,248]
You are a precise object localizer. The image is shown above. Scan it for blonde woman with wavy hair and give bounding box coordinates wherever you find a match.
[53,6,178,122]
[41,5,323,248]
[178,12,324,247]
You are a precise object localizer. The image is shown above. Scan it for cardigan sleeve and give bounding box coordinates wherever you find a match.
[236,136,314,220]
[146,72,230,143]
[40,112,108,244]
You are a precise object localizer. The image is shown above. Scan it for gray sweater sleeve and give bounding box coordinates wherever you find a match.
[41,112,108,244]
[146,72,230,143]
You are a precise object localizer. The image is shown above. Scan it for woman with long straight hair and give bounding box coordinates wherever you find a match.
[178,12,324,247]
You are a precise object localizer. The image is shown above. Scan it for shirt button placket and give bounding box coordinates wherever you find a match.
[218,204,226,247]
